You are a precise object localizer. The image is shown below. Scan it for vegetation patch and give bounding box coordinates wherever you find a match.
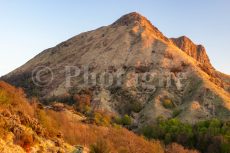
[110,87,142,115]
[172,108,182,118]
[141,118,230,153]
[114,114,132,126]
[162,98,175,109]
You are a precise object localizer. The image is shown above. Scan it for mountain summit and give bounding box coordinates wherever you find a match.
[112,12,148,26]
[113,12,170,42]
[2,12,230,125]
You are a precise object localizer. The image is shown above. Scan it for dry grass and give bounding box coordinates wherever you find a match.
[45,109,165,153]
[166,143,199,153]
[0,81,34,117]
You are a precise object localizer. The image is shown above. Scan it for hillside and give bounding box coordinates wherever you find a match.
[1,12,230,126]
[0,81,75,152]
[0,81,203,153]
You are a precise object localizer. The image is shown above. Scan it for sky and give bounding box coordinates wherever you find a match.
[0,0,230,76]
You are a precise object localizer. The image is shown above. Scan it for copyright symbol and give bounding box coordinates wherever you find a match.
[32,66,53,87]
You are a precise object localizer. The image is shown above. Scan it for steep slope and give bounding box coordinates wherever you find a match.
[171,36,230,93]
[0,81,75,152]
[2,12,230,125]
[171,36,212,67]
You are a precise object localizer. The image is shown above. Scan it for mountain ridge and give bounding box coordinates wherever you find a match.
[1,12,230,125]
[171,35,213,68]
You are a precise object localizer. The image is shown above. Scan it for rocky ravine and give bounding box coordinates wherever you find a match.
[2,12,230,126]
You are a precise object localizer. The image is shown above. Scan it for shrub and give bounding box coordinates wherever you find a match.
[141,125,160,139]
[129,102,142,113]
[37,109,59,137]
[90,139,111,153]
[172,109,182,117]
[92,112,111,126]
[14,130,34,152]
[162,99,174,109]
[121,115,132,126]
[0,89,10,105]
[73,92,92,114]
[114,115,132,126]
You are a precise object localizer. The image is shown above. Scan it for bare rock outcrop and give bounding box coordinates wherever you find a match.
[171,36,212,68]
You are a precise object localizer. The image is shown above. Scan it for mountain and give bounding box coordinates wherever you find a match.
[2,12,230,126]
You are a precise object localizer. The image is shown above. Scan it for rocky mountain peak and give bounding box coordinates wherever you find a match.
[112,12,170,43]
[171,36,212,67]
[112,12,149,26]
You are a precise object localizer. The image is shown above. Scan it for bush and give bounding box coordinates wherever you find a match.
[73,92,92,114]
[141,125,160,139]
[0,89,10,105]
[115,115,132,126]
[37,109,59,137]
[172,109,182,117]
[162,99,174,109]
[14,130,34,152]
[121,115,132,126]
[92,112,111,126]
[90,139,111,153]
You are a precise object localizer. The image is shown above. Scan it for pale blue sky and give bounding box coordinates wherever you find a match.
[0,0,229,76]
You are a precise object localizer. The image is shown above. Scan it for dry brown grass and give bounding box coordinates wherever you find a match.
[166,143,199,153]
[14,129,34,152]
[45,109,165,153]
[0,81,34,117]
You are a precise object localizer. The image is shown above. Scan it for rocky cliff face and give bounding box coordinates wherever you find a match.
[171,36,212,68]
[2,12,230,126]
